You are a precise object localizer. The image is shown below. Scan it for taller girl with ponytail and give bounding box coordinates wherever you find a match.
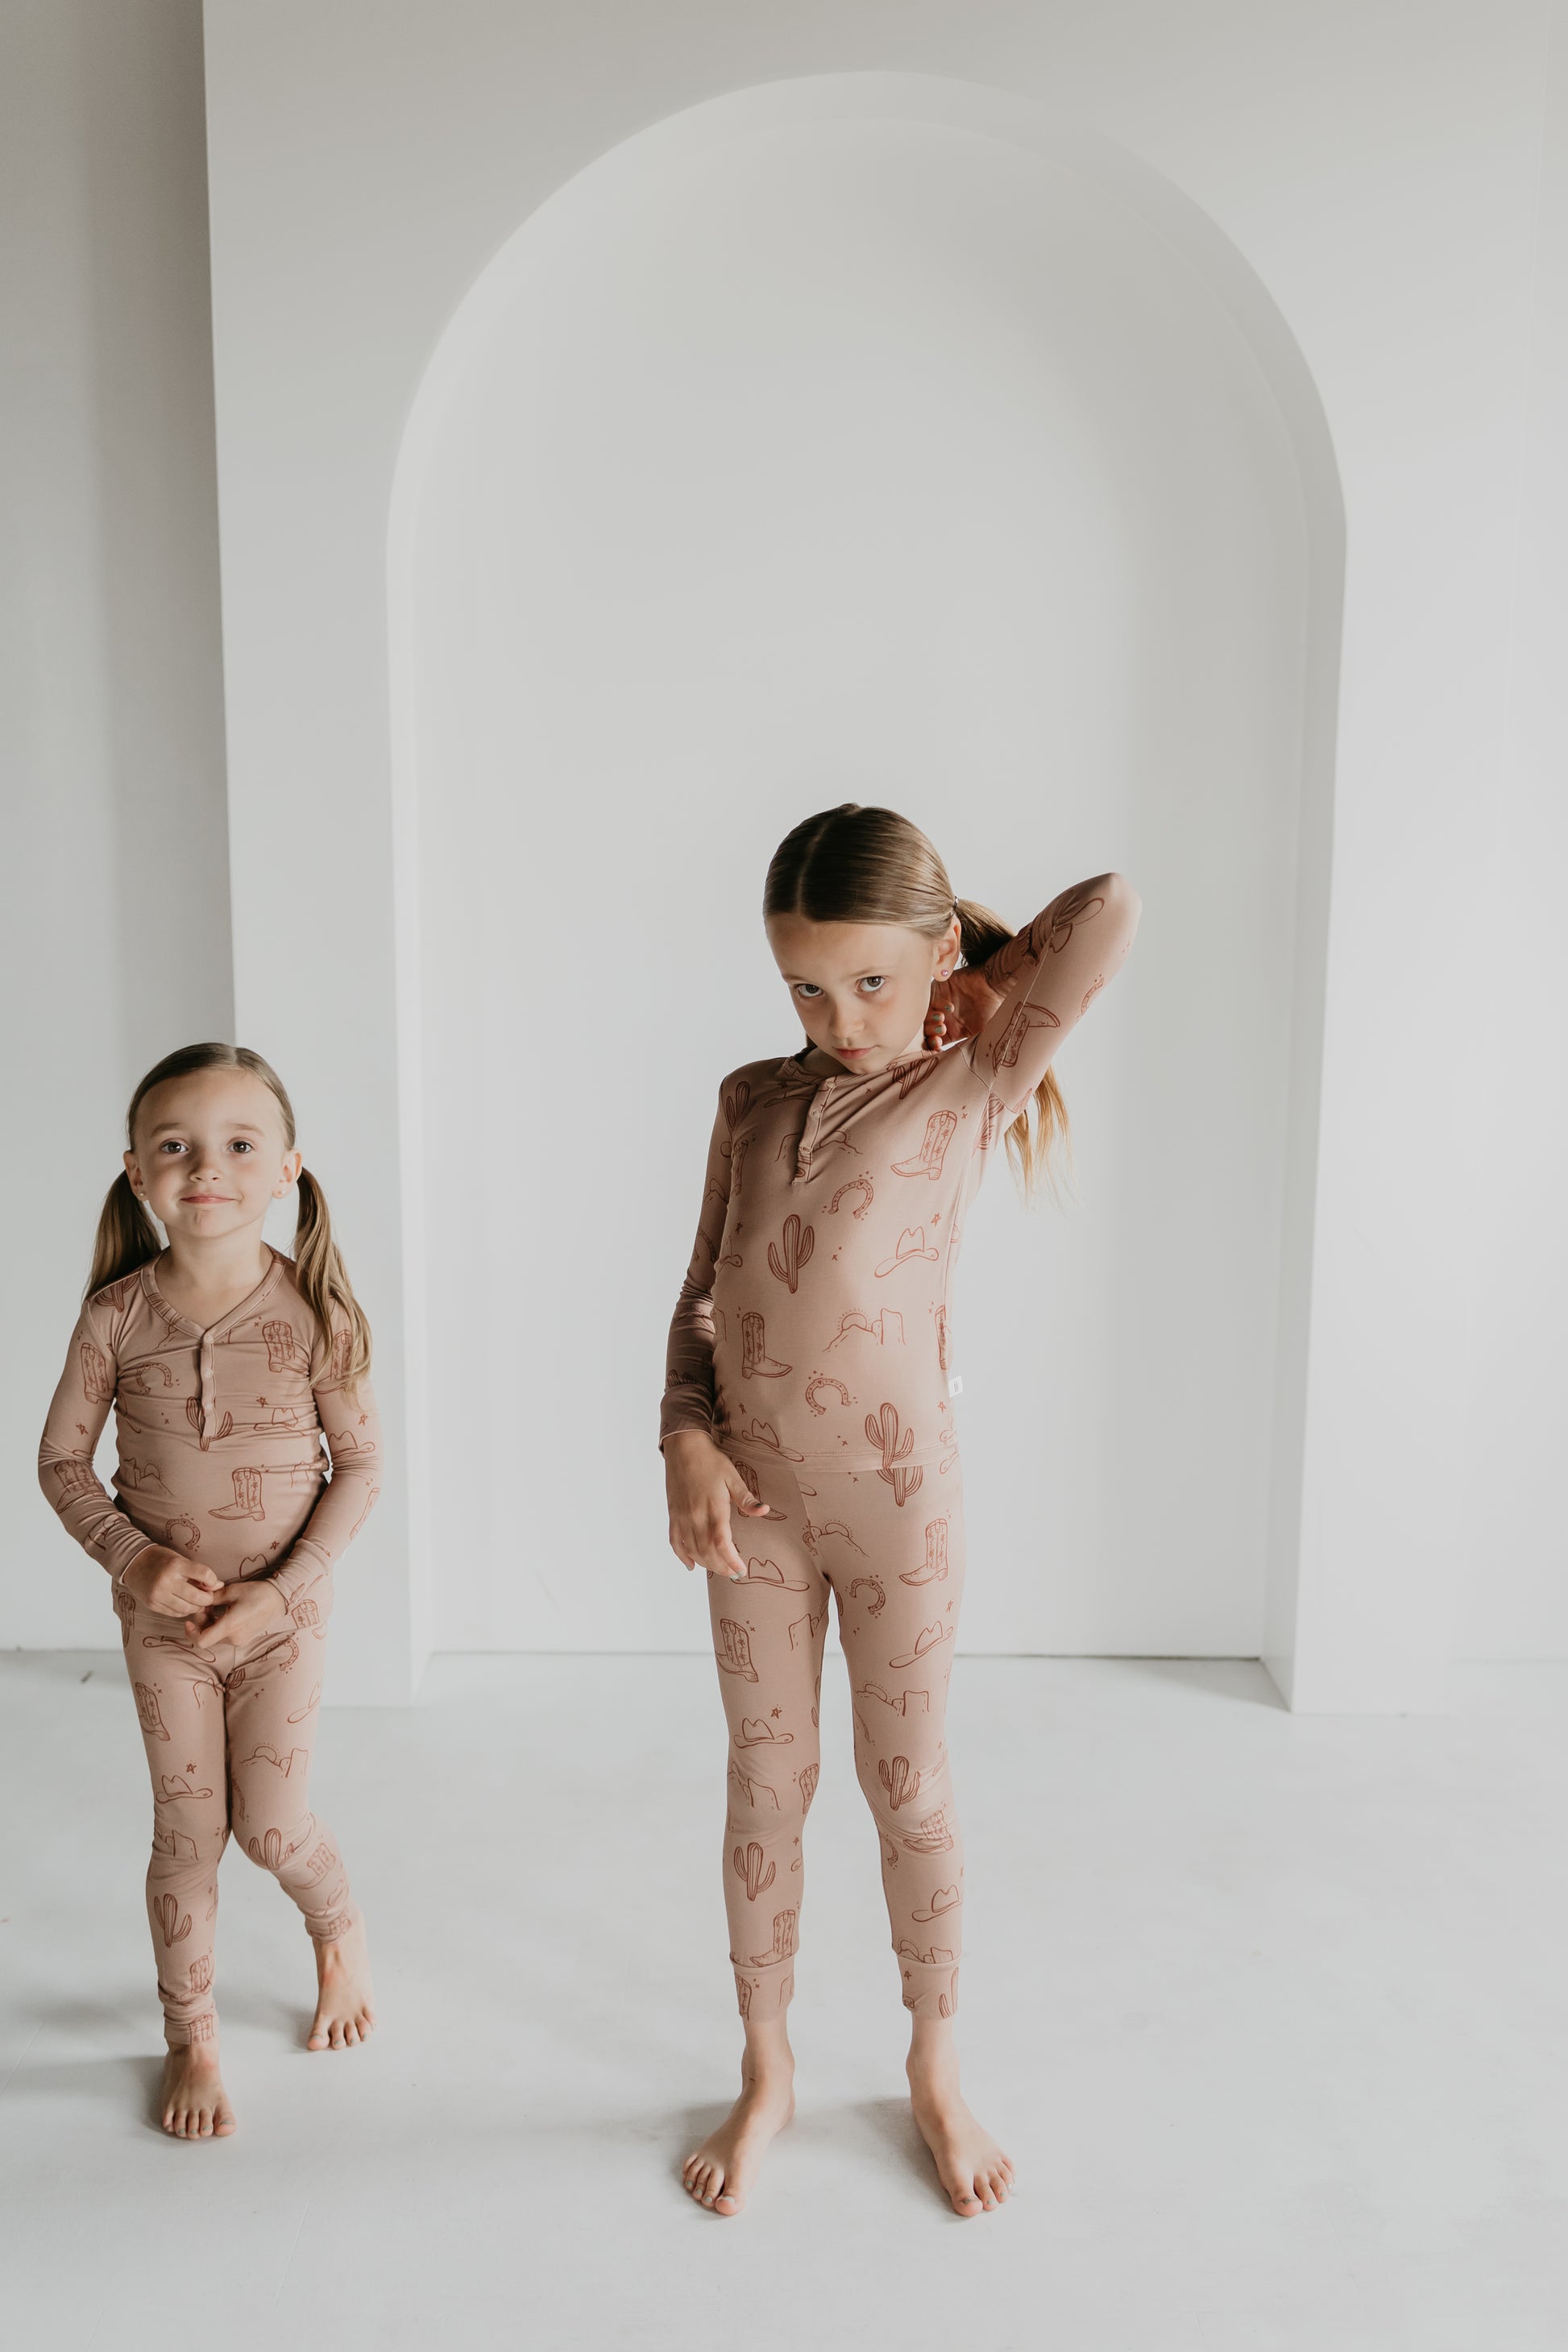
[39,1040,383,2138]
[662,803,1141,2221]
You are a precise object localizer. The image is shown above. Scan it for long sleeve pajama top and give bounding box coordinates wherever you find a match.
[661,873,1140,1475]
[38,1245,382,1608]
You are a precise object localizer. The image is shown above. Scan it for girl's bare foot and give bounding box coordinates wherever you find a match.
[682,2019,795,2216]
[309,1914,376,2050]
[160,2041,236,2139]
[907,2022,1013,2216]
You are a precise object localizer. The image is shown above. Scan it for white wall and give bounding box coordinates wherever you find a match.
[1452,13,1568,1660]
[200,0,1556,1706]
[403,96,1314,1656]
[2,0,230,1649]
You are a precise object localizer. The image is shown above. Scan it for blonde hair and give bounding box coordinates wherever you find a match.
[764,803,1071,1204]
[87,1043,373,1395]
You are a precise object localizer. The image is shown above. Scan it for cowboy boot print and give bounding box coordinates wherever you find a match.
[134,1682,170,1741]
[977,1092,1007,1152]
[878,1755,920,1811]
[185,2010,217,2043]
[304,1838,338,1883]
[902,1807,955,1853]
[732,1841,776,1902]
[991,1000,1062,1075]
[893,1108,958,1182]
[865,1402,923,1506]
[212,1465,265,1519]
[740,1310,791,1379]
[899,1517,950,1586]
[826,1174,874,1221]
[114,1587,135,1646]
[153,1893,191,1948]
[263,1318,311,1376]
[752,1908,799,1966]
[189,1952,214,1995]
[717,1619,760,1682]
[79,1340,113,1404]
[803,1373,852,1417]
[799,1762,820,1815]
[736,1976,754,2020]
[50,1457,97,1504]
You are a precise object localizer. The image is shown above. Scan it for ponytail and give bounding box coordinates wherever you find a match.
[765,804,1072,1209]
[85,1169,163,1299]
[952,896,1073,1208]
[293,1167,373,1401]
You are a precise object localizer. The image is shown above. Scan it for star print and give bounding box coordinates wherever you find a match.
[771,1707,782,1719]
[76,1423,88,1437]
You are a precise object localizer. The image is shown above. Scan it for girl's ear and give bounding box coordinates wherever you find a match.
[122,1147,143,1199]
[275,1147,304,1200]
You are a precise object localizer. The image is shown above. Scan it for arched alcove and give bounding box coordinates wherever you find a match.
[388,76,1343,1672]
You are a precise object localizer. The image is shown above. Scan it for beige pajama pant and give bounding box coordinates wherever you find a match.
[709,1450,967,2024]
[114,1576,356,2047]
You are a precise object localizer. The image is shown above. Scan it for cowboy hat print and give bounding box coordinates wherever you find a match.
[736,1718,794,1748]
[888,1622,953,1669]
[912,1885,963,1922]
[873,1226,940,1278]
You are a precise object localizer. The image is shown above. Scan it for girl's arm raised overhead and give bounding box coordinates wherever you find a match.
[36,1296,159,1582]
[659,1079,736,1453]
[267,1309,384,1611]
[966,872,1142,1117]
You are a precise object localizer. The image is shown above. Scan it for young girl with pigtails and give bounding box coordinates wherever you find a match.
[38,1043,383,2139]
[662,803,1140,2217]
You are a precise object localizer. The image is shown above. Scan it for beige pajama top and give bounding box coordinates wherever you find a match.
[38,1247,382,1606]
[661,873,1140,1474]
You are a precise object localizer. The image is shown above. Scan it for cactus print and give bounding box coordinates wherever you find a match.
[35,1246,380,2047]
[666,873,1137,2018]
[662,873,1136,1474]
[708,1449,971,2022]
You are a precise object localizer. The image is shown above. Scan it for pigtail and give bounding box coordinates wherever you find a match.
[292,1168,373,1401]
[953,894,1073,1209]
[85,1170,163,1299]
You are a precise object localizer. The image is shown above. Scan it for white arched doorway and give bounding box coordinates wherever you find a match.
[388,76,1343,1679]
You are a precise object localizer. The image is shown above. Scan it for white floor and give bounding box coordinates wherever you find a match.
[2,1649,1566,2351]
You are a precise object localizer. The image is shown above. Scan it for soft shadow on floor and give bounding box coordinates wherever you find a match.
[7,2051,168,2135]
[1069,1657,1288,1711]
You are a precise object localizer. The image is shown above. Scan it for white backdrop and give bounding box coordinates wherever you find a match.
[404,109,1313,1654]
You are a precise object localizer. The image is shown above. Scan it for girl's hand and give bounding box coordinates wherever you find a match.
[183,1575,289,1657]
[924,962,1006,1048]
[122,1545,223,1620]
[664,1429,782,1583]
